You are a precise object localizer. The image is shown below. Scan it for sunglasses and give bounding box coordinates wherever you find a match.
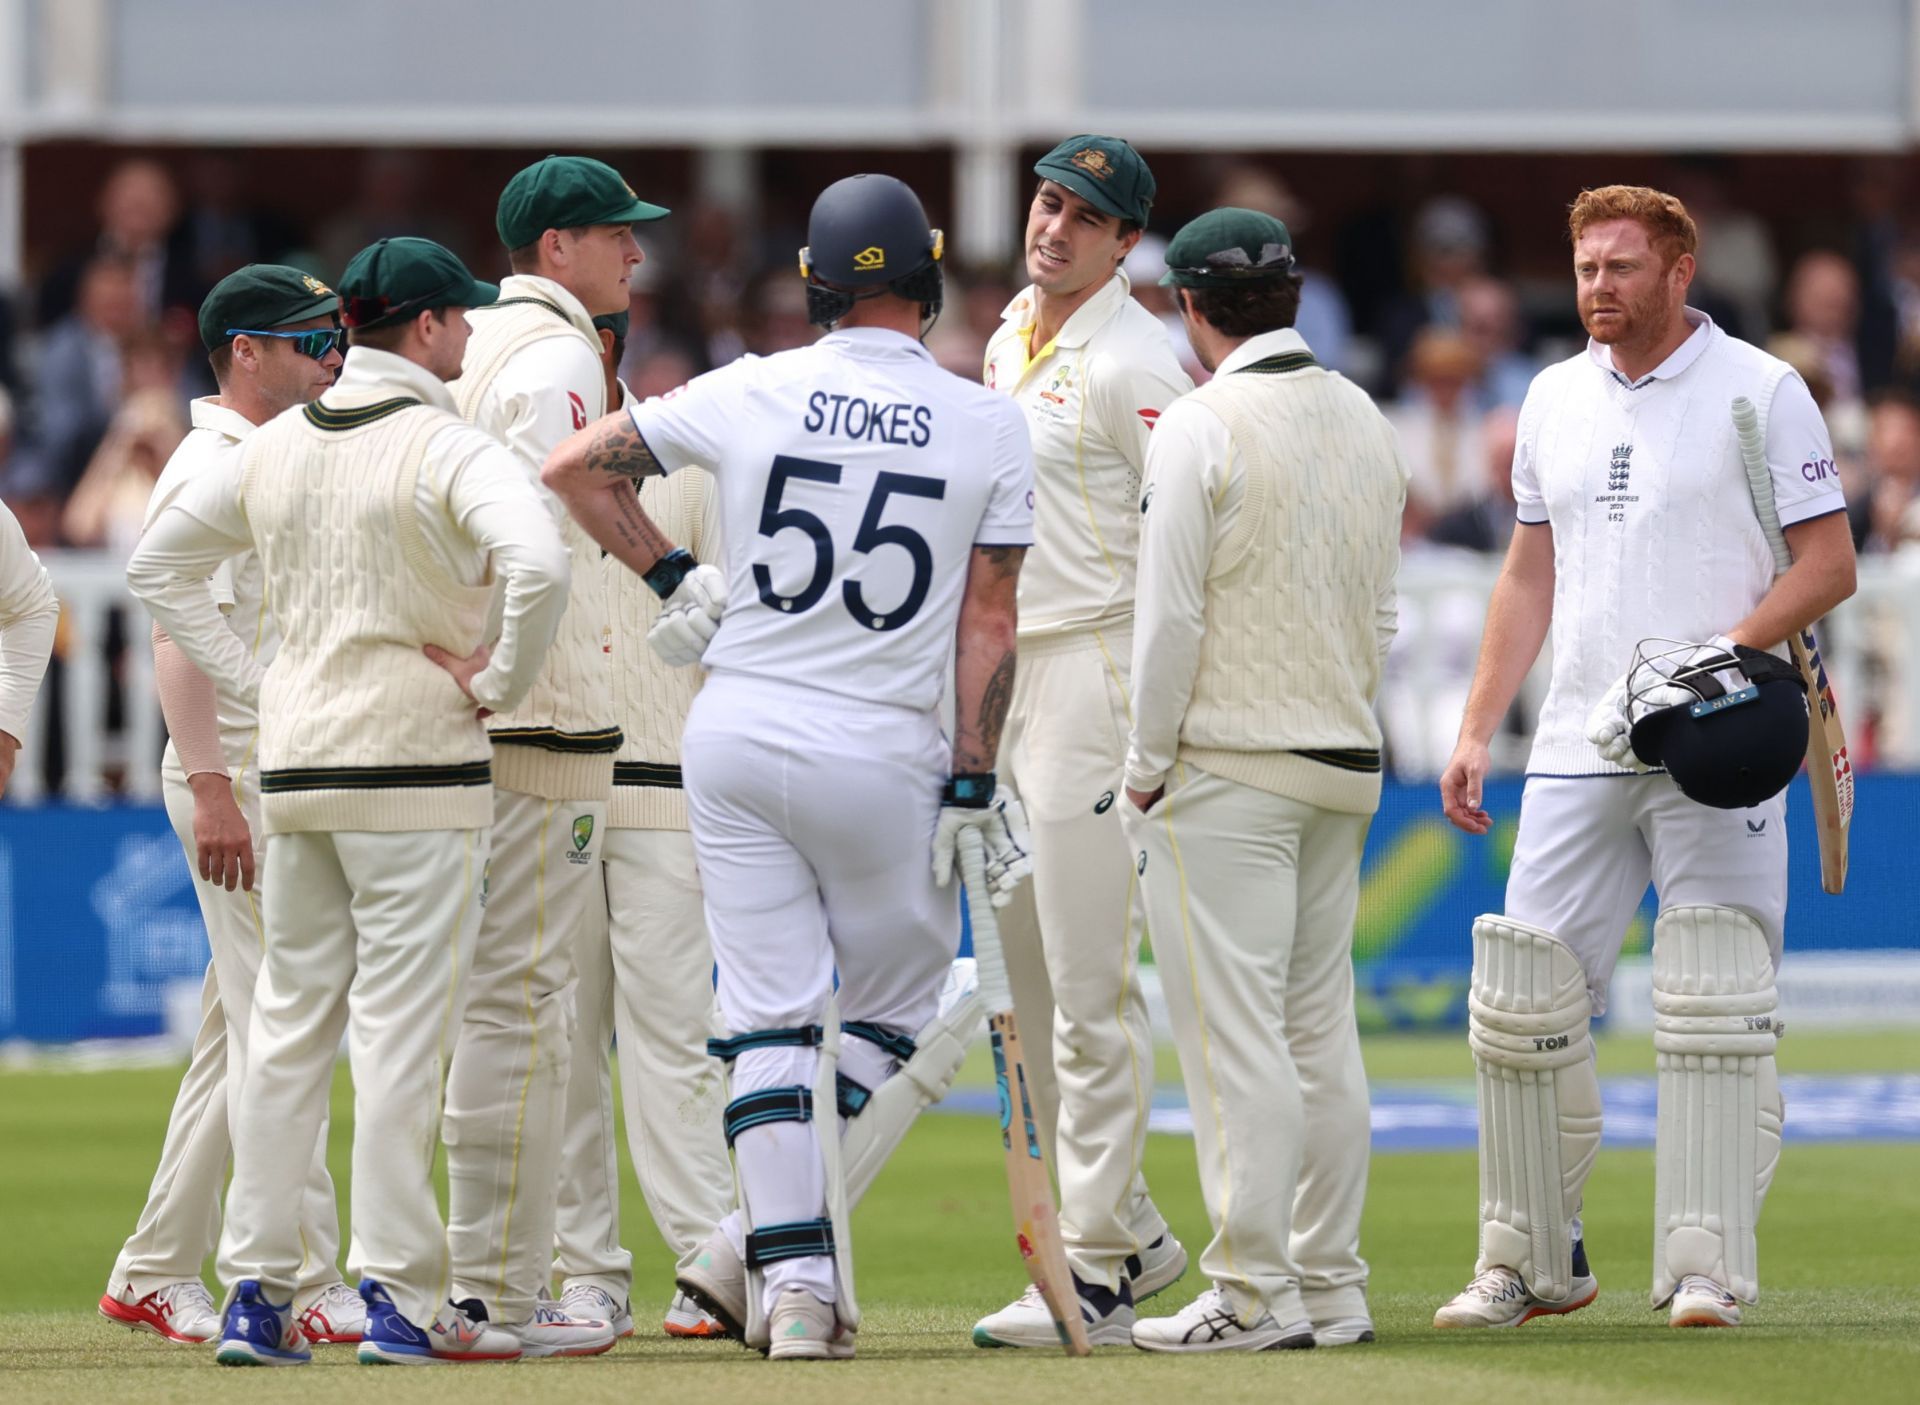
[227,327,345,361]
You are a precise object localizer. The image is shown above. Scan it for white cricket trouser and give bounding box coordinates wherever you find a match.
[217,826,486,1327]
[998,626,1165,1286]
[445,786,604,1323]
[684,675,958,1310]
[1123,767,1372,1329]
[113,759,342,1306]
[554,824,732,1300]
[1505,775,1788,1013]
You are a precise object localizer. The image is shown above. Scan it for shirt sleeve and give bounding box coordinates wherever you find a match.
[489,334,608,471]
[1764,371,1847,527]
[626,359,754,474]
[124,460,264,705]
[978,399,1036,546]
[1089,337,1194,475]
[1511,382,1547,525]
[0,498,60,743]
[440,439,573,714]
[1124,399,1227,795]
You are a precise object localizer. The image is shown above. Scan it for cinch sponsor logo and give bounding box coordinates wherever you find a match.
[1801,457,1837,482]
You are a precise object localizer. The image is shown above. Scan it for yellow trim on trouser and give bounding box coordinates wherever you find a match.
[1157,765,1248,1297]
[435,831,476,1303]
[495,801,554,1298]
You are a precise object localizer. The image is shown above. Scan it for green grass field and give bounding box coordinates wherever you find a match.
[3,1032,1916,1404]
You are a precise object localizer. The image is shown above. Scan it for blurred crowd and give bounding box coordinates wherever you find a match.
[5,149,1920,777]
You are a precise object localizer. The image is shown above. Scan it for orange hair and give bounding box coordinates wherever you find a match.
[1568,185,1698,266]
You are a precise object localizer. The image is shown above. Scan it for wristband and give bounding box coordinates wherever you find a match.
[643,547,697,601]
[942,772,996,808]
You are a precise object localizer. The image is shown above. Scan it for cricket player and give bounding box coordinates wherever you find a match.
[442,155,665,1357]
[543,173,1034,1360]
[102,267,365,1348]
[127,237,570,1366]
[551,309,733,1340]
[974,134,1192,1348]
[0,498,55,795]
[1119,209,1404,1352]
[1435,186,1856,1330]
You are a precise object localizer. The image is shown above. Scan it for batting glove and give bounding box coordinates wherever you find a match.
[1587,633,1738,770]
[932,775,1032,906]
[647,563,727,668]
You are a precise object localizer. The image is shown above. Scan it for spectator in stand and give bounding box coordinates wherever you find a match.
[1862,391,1920,552]
[1380,195,1490,392]
[1387,326,1486,539]
[314,150,459,279]
[36,159,193,329]
[1457,277,1537,411]
[1781,250,1864,410]
[1213,165,1352,375]
[30,254,144,500]
[1429,406,1520,555]
[174,153,298,298]
[60,387,186,557]
[1667,157,1777,343]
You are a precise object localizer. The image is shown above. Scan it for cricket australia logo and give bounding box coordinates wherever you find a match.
[566,815,596,865]
[1597,441,1637,524]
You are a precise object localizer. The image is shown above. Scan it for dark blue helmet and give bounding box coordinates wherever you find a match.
[799,174,944,329]
[1628,643,1808,809]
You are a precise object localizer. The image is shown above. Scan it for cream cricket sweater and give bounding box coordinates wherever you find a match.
[453,274,619,799]
[1125,330,1406,815]
[606,447,720,831]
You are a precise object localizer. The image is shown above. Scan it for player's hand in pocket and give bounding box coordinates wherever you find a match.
[933,793,1033,905]
[424,641,496,718]
[649,563,727,668]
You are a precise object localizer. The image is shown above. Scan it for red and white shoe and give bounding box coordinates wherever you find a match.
[297,1282,367,1343]
[511,1298,617,1358]
[663,1290,728,1339]
[98,1280,220,1343]
[1669,1275,1741,1328]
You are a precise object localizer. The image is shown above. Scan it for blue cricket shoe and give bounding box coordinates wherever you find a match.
[214,1279,311,1366]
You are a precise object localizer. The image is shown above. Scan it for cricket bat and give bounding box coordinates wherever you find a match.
[956,828,1091,1357]
[1732,395,1852,894]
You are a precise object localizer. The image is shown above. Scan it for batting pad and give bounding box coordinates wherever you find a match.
[843,986,983,1204]
[1468,915,1603,1303]
[1651,905,1781,1307]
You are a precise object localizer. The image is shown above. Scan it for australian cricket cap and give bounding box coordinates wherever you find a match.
[1161,207,1297,289]
[496,154,670,249]
[1033,134,1155,227]
[198,263,340,351]
[337,237,499,329]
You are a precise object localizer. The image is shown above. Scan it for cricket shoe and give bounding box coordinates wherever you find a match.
[559,1282,633,1339]
[356,1281,521,1364]
[214,1280,311,1366]
[98,1279,219,1343]
[1669,1274,1741,1328]
[1125,1234,1189,1303]
[972,1274,1135,1348]
[1313,1315,1375,1346]
[506,1297,618,1358]
[1132,1286,1315,1353]
[766,1287,854,1360]
[296,1281,367,1343]
[1432,1240,1598,1329]
[676,1230,748,1340]
[664,1289,729,1339]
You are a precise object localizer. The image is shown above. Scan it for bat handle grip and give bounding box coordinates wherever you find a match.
[958,827,1014,1015]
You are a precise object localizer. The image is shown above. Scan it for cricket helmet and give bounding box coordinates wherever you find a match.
[798,174,944,329]
[1626,640,1809,809]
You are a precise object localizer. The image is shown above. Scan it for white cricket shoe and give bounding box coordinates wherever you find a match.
[1131,1286,1314,1353]
[98,1279,220,1343]
[1312,1315,1375,1346]
[1669,1274,1741,1328]
[973,1276,1135,1349]
[676,1231,748,1340]
[1126,1234,1189,1303]
[1432,1263,1599,1329]
[296,1281,366,1344]
[766,1287,854,1360]
[558,1283,633,1339]
[511,1297,617,1358]
[663,1289,728,1339]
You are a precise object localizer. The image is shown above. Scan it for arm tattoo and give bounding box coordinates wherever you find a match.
[607,480,678,565]
[581,415,665,481]
[972,651,1016,766]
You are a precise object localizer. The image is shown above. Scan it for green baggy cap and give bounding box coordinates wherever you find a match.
[1160,208,1296,289]
[1033,134,1154,227]
[338,238,499,329]
[497,155,670,249]
[198,264,341,351]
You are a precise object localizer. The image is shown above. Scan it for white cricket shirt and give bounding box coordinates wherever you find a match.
[0,495,57,745]
[628,327,1034,713]
[984,271,1192,638]
[1515,309,1846,775]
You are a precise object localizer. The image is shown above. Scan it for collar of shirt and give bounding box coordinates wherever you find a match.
[817,326,934,362]
[997,269,1136,357]
[1585,306,1714,388]
[496,273,602,344]
[1211,327,1313,378]
[189,396,259,444]
[330,346,459,414]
